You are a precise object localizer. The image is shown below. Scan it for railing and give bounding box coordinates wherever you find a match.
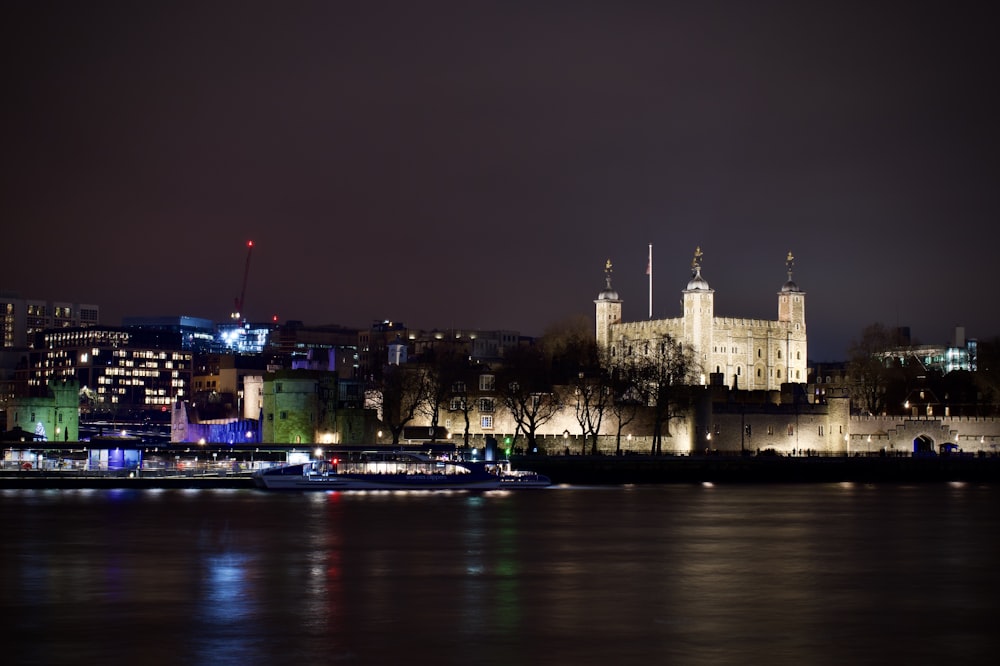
[0,460,257,475]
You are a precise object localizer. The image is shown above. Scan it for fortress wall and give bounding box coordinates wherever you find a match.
[849,415,1000,454]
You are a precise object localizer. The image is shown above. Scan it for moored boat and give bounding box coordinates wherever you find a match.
[252,451,506,491]
[486,461,553,488]
[498,469,552,487]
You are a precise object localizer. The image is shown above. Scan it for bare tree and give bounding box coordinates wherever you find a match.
[418,346,470,443]
[572,370,611,454]
[604,351,643,454]
[974,336,1000,416]
[449,371,473,449]
[846,323,901,416]
[497,345,560,453]
[538,314,599,384]
[633,335,698,455]
[374,364,427,446]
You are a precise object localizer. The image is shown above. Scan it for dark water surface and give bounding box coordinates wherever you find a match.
[2,483,999,665]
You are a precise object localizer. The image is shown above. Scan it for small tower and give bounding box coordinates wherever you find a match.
[682,247,714,361]
[777,251,805,325]
[777,251,808,383]
[594,259,622,349]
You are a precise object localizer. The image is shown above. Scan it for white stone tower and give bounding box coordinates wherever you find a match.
[777,251,808,383]
[594,259,622,349]
[682,247,714,366]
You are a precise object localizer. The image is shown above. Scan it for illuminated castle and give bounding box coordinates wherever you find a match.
[596,248,807,390]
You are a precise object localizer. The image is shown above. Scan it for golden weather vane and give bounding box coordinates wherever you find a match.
[691,246,703,273]
[786,251,795,280]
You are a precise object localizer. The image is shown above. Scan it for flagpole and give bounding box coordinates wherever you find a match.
[648,243,653,319]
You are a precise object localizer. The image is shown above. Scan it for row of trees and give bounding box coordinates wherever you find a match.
[845,323,1000,416]
[372,320,1000,452]
[369,317,699,455]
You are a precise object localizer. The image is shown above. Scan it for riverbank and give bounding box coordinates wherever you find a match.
[0,471,254,489]
[2,455,1000,489]
[513,453,1000,484]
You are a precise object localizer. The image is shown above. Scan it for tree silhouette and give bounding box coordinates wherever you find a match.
[372,363,427,446]
[497,345,560,453]
[632,334,697,455]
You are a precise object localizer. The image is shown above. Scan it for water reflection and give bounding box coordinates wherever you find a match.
[2,485,999,665]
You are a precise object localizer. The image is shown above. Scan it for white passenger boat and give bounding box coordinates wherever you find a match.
[487,461,553,488]
[253,451,541,491]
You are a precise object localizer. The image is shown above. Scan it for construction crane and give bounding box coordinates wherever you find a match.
[231,240,254,323]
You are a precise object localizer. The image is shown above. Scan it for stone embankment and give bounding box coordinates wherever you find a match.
[512,453,1000,485]
[0,471,254,489]
[2,455,999,488]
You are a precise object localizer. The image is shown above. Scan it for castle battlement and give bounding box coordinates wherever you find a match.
[715,317,795,331]
[596,248,807,392]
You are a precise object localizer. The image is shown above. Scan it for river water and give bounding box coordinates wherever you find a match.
[2,483,998,665]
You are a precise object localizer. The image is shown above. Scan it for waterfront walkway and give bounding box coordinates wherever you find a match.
[2,454,1000,488]
[0,469,254,489]
[513,453,1000,485]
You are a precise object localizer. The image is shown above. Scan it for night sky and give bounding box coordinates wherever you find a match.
[3,1,998,361]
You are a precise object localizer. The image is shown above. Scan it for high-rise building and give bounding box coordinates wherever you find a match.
[30,326,192,414]
[0,292,99,349]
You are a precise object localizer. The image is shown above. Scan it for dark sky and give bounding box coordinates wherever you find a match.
[3,1,998,361]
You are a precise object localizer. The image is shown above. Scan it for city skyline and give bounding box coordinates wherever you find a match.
[3,2,998,362]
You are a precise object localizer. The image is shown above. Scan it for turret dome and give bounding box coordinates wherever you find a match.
[780,280,800,293]
[685,246,710,290]
[598,286,620,300]
[596,259,620,301]
[686,270,710,291]
[780,251,800,293]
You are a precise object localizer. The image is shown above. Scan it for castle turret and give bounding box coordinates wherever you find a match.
[594,259,621,349]
[778,251,805,325]
[682,247,714,374]
[777,251,808,383]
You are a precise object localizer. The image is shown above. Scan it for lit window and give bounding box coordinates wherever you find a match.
[481,415,493,429]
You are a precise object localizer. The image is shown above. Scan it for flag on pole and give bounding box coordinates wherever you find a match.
[647,243,653,319]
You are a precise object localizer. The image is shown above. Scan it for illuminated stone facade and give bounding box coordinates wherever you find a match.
[258,370,372,445]
[597,249,807,390]
[4,378,79,442]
